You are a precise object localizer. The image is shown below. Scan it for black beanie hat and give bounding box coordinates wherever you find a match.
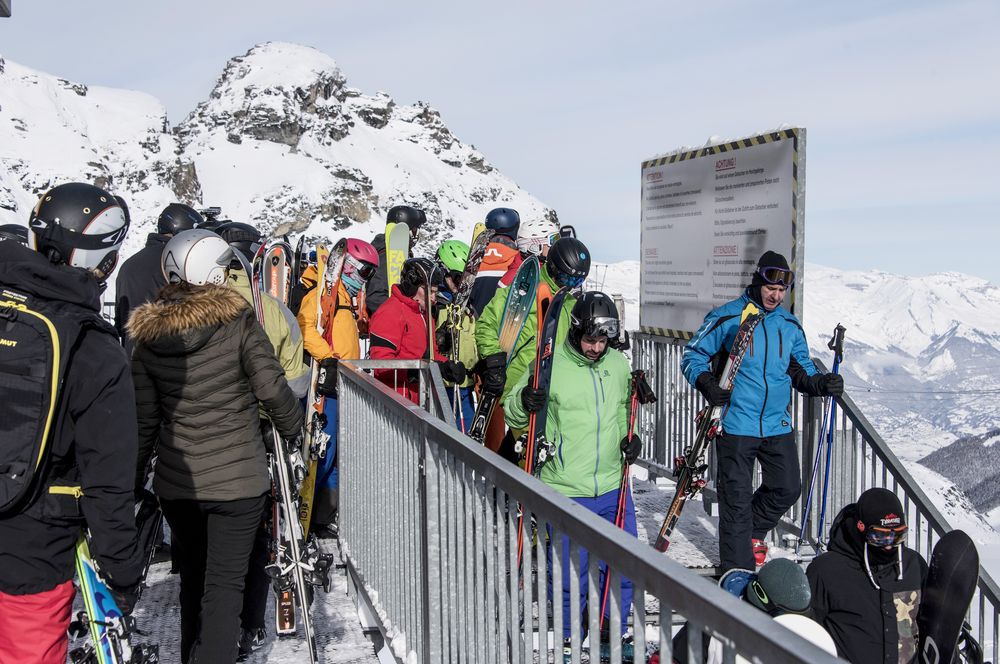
[746,558,811,615]
[856,488,905,531]
[751,250,791,286]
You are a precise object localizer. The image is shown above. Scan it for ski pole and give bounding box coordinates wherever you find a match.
[816,325,846,544]
[796,392,834,552]
[600,370,655,631]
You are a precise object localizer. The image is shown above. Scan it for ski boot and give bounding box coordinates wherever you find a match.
[237,627,266,662]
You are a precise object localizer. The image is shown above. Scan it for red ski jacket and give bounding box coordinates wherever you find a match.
[369,285,445,403]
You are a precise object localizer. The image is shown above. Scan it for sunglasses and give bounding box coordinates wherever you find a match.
[758,266,794,287]
[866,525,908,548]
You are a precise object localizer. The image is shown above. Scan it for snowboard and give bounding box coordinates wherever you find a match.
[453,227,495,311]
[917,529,980,664]
[70,533,158,664]
[653,302,763,552]
[385,222,410,288]
[467,255,540,445]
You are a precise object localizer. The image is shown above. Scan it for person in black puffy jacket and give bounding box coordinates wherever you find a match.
[128,230,303,664]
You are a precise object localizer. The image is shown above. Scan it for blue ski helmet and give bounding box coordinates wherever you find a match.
[485,208,520,239]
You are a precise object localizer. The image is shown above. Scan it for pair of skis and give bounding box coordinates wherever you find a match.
[468,256,540,444]
[249,241,330,663]
[653,302,763,552]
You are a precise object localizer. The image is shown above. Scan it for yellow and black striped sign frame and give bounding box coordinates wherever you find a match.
[639,128,804,340]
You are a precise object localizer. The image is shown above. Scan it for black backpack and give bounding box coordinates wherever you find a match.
[0,285,108,515]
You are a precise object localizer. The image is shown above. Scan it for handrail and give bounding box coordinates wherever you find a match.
[632,331,999,661]
[337,359,844,664]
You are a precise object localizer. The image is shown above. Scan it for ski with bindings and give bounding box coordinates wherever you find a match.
[263,239,293,305]
[453,227,495,311]
[385,222,410,288]
[467,255,539,444]
[599,369,656,629]
[514,285,567,562]
[653,302,763,552]
[917,530,980,664]
[299,240,347,539]
[69,533,159,664]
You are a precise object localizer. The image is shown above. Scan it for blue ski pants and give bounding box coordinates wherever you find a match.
[317,396,339,490]
[547,487,637,639]
[450,386,475,433]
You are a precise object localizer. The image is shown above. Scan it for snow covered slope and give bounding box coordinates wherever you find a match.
[0,42,553,258]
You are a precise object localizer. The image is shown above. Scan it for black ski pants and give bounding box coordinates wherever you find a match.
[161,493,267,664]
[715,432,800,572]
[240,496,273,633]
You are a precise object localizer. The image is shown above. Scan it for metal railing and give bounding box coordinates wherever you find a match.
[337,359,843,664]
[632,332,1000,661]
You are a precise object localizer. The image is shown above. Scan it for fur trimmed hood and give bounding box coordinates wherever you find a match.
[127,283,249,350]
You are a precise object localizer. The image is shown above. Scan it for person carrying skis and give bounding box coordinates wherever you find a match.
[807,487,927,664]
[503,291,639,657]
[128,229,304,664]
[436,240,479,431]
[369,257,467,403]
[680,250,843,572]
[296,237,378,537]
[115,202,203,356]
[468,207,522,315]
[213,221,311,658]
[365,205,425,316]
[0,184,142,664]
[475,236,591,459]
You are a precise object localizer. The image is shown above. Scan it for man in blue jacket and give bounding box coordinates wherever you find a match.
[681,251,843,572]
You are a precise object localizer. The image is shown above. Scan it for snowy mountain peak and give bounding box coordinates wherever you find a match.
[1,42,553,256]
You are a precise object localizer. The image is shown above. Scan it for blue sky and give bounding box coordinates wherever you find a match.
[2,1,998,279]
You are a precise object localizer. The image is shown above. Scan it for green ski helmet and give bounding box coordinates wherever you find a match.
[437,239,470,273]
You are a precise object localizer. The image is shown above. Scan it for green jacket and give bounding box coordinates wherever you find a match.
[504,341,633,498]
[229,270,310,399]
[474,266,576,402]
[437,304,478,388]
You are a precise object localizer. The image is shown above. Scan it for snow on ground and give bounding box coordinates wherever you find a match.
[68,540,378,664]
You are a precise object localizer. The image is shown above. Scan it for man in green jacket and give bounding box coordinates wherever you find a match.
[475,237,591,458]
[503,291,641,655]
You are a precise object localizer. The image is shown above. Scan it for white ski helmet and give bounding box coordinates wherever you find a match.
[161,229,234,286]
[516,217,560,256]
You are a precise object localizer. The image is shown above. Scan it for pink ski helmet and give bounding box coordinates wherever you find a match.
[342,238,378,296]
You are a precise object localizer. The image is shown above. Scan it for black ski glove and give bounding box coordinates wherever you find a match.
[437,360,467,385]
[316,357,339,398]
[435,328,453,356]
[109,582,140,616]
[477,352,507,397]
[520,385,547,413]
[819,373,844,397]
[695,372,731,407]
[620,434,642,464]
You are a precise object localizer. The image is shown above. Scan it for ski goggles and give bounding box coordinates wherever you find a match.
[866,525,908,548]
[343,254,377,280]
[757,266,795,287]
[551,269,586,289]
[581,316,620,340]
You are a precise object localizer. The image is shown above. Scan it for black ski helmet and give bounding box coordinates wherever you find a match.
[546,237,591,288]
[0,223,29,245]
[215,221,263,264]
[28,182,130,279]
[568,291,620,359]
[400,257,445,297]
[157,203,204,236]
[386,205,423,230]
[485,207,520,239]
